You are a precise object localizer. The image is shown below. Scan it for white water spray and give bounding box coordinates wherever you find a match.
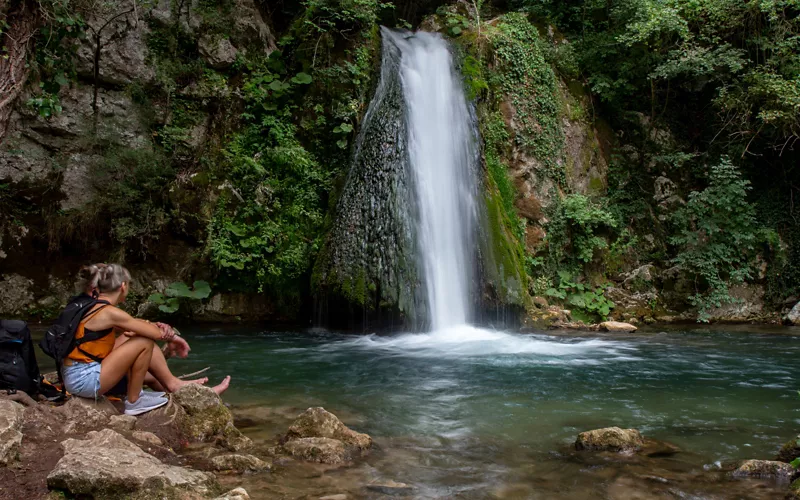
[385,29,479,330]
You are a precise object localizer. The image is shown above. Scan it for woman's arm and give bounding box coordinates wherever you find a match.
[107,308,164,341]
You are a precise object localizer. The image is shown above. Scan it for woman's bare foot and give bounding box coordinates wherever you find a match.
[166,377,208,392]
[212,376,231,395]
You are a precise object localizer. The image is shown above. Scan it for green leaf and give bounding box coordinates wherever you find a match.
[791,457,800,469]
[165,282,192,298]
[158,298,179,313]
[450,26,462,35]
[339,123,353,133]
[336,139,348,149]
[147,293,165,304]
[190,280,212,299]
[291,72,312,84]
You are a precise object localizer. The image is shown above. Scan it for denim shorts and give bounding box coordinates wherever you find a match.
[63,361,102,398]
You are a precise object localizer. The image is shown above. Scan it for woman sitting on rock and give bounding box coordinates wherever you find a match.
[63,264,227,415]
[81,264,229,397]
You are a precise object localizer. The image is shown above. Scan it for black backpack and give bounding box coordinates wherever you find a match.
[0,319,42,395]
[40,294,110,394]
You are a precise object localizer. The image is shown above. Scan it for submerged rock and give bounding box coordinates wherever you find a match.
[599,321,638,332]
[173,384,252,451]
[211,453,270,473]
[785,302,800,325]
[366,480,415,496]
[47,428,217,496]
[286,407,372,450]
[575,427,644,453]
[732,459,796,479]
[283,437,348,464]
[0,400,24,466]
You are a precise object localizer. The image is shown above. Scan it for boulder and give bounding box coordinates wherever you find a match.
[172,384,251,451]
[732,459,796,479]
[211,453,270,473]
[215,487,251,500]
[575,427,644,453]
[56,396,116,434]
[0,273,34,316]
[0,400,25,466]
[599,321,638,332]
[776,434,800,463]
[785,302,800,326]
[282,437,348,464]
[286,407,372,450]
[199,35,238,69]
[47,428,217,496]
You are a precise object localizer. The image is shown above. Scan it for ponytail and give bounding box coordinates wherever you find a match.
[77,263,131,295]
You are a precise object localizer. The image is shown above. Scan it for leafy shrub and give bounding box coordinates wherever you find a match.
[546,271,615,320]
[148,280,212,313]
[669,157,769,320]
[544,194,618,272]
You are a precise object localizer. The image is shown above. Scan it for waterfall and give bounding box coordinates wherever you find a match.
[383,28,480,330]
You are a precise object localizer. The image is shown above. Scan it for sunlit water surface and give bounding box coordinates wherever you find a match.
[168,325,800,499]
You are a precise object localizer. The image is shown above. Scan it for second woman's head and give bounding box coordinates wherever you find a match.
[79,263,131,303]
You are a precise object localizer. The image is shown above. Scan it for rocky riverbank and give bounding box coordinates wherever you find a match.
[0,384,374,499]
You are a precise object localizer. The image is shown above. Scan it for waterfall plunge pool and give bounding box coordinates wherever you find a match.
[169,326,799,498]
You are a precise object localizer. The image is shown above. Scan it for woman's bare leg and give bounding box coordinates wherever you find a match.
[99,336,154,402]
[115,335,207,392]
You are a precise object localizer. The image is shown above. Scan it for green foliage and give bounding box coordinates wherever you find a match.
[148,280,211,313]
[488,13,565,185]
[669,157,768,320]
[544,194,618,271]
[546,271,615,320]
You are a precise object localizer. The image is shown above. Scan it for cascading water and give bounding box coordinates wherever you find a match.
[383,28,480,330]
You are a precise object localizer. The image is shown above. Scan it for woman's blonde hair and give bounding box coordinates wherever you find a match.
[78,263,131,295]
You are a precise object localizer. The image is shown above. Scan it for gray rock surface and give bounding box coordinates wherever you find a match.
[785,302,800,326]
[0,274,34,315]
[47,428,217,496]
[199,36,238,69]
[575,427,644,453]
[366,480,415,496]
[132,430,163,446]
[56,396,116,434]
[108,414,137,432]
[0,400,25,466]
[211,453,270,472]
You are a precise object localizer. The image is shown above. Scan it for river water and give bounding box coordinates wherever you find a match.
[167,325,800,498]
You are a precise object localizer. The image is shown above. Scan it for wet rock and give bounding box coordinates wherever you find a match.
[785,302,800,326]
[282,437,347,464]
[173,384,252,451]
[47,428,217,496]
[366,480,415,496]
[641,439,680,458]
[0,400,24,466]
[199,35,238,69]
[599,321,638,332]
[215,487,251,500]
[108,414,137,432]
[776,434,800,463]
[320,495,348,500]
[286,407,372,450]
[732,459,796,479]
[211,453,270,473]
[576,427,644,453]
[132,430,163,446]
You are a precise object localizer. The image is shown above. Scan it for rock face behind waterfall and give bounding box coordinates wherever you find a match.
[313,28,423,329]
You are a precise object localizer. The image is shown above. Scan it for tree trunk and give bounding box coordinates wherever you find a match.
[0,0,38,141]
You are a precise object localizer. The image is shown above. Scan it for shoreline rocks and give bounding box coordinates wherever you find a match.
[173,384,252,452]
[47,428,218,496]
[599,321,638,332]
[0,400,25,465]
[732,459,796,480]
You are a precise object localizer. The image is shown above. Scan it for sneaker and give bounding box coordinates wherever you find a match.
[142,390,167,399]
[124,394,169,416]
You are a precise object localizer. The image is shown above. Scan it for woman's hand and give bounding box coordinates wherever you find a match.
[168,336,191,358]
[155,322,176,341]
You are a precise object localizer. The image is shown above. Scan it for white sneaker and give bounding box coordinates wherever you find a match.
[124,394,168,416]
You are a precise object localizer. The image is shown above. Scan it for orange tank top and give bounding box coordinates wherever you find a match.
[67,305,116,363]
